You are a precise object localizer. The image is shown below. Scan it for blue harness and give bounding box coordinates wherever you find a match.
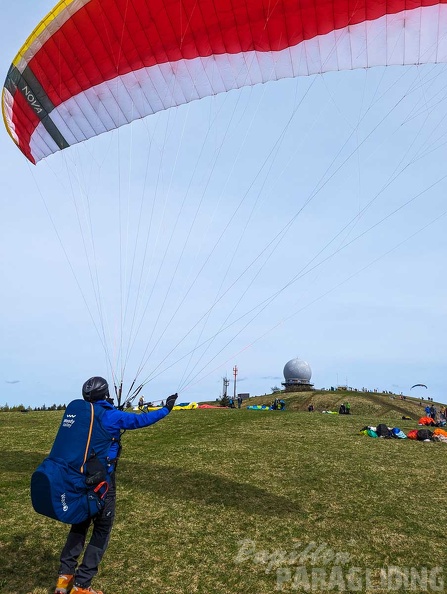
[31,399,116,524]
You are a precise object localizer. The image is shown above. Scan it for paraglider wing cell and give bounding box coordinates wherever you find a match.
[4,0,447,163]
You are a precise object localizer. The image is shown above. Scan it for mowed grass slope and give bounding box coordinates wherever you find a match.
[243,389,438,419]
[1,406,446,594]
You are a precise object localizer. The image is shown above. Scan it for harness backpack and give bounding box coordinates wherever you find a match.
[376,423,391,438]
[416,428,433,441]
[31,399,114,524]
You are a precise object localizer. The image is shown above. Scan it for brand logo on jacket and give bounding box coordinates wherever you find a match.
[61,493,68,512]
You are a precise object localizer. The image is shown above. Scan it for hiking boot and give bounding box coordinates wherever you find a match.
[55,574,74,594]
[72,585,104,594]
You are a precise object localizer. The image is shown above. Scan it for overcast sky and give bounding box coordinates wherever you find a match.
[2,1,447,408]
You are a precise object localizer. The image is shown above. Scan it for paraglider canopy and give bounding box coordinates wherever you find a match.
[410,384,428,390]
[4,0,447,164]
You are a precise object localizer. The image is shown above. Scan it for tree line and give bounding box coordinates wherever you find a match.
[0,403,67,412]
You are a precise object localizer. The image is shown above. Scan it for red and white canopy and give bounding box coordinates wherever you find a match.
[3,0,447,163]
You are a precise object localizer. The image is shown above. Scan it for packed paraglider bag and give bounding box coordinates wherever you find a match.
[416,428,433,441]
[31,400,111,524]
[375,424,392,438]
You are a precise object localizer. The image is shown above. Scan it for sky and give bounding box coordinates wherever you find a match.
[1,1,447,408]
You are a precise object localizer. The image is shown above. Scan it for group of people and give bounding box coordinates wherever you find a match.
[271,398,286,410]
[424,404,447,423]
[308,402,352,414]
[339,402,351,415]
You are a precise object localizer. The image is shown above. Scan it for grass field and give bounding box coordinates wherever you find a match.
[1,393,447,594]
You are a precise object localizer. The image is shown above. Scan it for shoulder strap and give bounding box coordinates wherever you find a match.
[80,402,94,473]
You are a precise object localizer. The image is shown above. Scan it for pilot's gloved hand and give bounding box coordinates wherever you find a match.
[165,393,178,412]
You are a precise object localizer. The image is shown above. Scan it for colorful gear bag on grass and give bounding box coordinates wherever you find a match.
[418,416,435,426]
[391,428,407,439]
[31,399,113,524]
[416,428,433,441]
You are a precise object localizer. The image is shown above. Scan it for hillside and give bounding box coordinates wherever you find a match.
[242,389,444,420]
[3,406,447,594]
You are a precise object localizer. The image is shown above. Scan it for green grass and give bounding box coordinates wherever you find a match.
[1,403,446,594]
[245,389,439,419]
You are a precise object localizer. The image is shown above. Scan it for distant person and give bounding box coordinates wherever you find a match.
[345,402,351,415]
[425,405,431,416]
[53,377,178,594]
[138,396,144,408]
[237,395,242,409]
[308,404,314,412]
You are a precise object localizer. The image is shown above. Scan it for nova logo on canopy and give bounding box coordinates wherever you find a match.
[21,85,43,115]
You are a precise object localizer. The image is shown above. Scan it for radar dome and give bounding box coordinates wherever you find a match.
[283,358,312,384]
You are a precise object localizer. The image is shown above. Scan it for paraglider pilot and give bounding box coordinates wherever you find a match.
[54,377,178,594]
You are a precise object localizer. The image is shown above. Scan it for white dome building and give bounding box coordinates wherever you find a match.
[282,357,314,391]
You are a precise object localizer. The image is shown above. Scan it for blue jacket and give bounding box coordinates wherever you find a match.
[95,400,170,471]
